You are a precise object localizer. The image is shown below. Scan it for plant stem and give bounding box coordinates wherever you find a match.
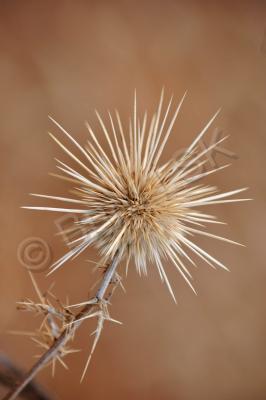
[2,251,121,400]
[0,353,52,400]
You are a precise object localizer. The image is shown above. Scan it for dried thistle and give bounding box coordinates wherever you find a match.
[26,90,248,300]
[4,91,249,400]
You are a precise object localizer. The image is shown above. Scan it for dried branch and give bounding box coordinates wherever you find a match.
[0,353,52,400]
[2,250,121,400]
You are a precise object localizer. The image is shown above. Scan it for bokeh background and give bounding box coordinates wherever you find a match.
[0,1,265,399]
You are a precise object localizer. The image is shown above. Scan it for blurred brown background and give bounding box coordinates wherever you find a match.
[0,1,265,399]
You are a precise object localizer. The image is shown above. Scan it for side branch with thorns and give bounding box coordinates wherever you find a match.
[3,251,122,400]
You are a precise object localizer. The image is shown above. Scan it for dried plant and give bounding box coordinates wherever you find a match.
[3,91,249,400]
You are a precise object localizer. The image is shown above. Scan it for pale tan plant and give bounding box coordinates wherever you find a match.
[3,91,249,400]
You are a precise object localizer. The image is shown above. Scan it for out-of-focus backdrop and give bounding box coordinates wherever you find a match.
[0,1,265,399]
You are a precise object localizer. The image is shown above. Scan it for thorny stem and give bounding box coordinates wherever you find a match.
[2,250,121,400]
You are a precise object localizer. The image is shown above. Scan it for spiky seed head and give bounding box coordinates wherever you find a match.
[25,91,249,301]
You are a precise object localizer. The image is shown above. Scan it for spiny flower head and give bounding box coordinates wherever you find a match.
[25,91,249,301]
